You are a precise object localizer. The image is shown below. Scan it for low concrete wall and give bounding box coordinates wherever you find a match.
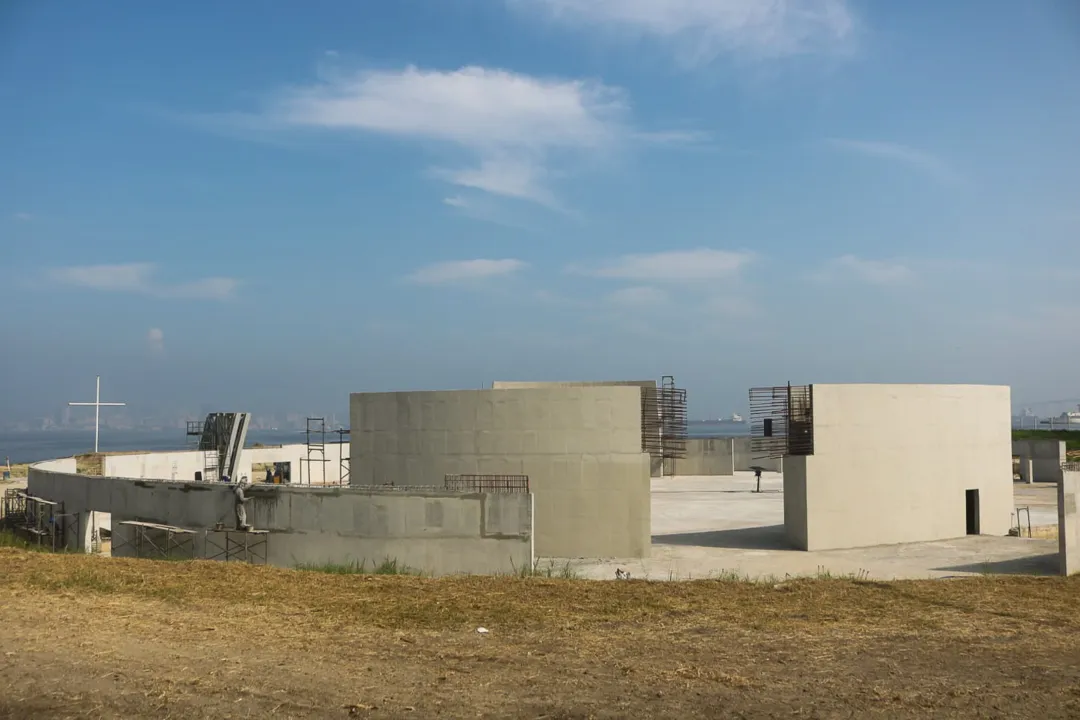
[1060,466,1080,576]
[103,443,350,485]
[104,450,204,482]
[27,465,532,576]
[732,437,783,473]
[675,438,734,476]
[1013,439,1066,484]
[33,457,77,473]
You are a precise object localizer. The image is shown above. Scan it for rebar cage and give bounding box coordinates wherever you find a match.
[749,383,815,459]
[444,474,530,493]
[641,375,689,463]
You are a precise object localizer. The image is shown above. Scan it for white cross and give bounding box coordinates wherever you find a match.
[69,375,126,454]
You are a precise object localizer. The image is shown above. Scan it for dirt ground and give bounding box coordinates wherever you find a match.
[2,550,1080,719]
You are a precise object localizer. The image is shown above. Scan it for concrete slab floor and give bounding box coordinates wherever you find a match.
[552,472,1060,581]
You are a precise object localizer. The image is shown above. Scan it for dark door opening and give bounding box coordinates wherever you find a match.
[965,489,980,535]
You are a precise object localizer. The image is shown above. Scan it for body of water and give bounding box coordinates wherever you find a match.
[3,419,1073,465]
[1,428,314,464]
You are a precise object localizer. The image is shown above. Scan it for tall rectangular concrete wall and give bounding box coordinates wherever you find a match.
[1060,467,1080,576]
[1012,439,1066,484]
[27,467,532,576]
[787,384,1013,551]
[676,438,735,476]
[351,386,651,558]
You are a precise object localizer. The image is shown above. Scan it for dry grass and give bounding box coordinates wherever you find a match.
[2,549,1080,718]
[3,462,29,479]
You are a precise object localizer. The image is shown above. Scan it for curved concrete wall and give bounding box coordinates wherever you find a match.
[102,443,350,485]
[350,386,651,558]
[26,465,532,576]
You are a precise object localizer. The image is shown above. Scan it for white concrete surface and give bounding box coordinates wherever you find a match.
[786,383,1014,550]
[103,443,350,485]
[557,473,1059,581]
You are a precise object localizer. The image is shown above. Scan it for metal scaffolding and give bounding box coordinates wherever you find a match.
[1,490,78,551]
[301,417,328,485]
[112,521,196,559]
[333,427,350,486]
[204,529,268,564]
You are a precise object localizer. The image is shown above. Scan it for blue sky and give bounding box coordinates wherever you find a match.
[2,0,1079,421]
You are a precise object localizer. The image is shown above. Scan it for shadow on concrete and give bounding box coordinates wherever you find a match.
[652,524,792,551]
[931,552,1059,576]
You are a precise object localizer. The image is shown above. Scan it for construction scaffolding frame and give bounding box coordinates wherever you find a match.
[333,427,351,486]
[204,529,268,564]
[1,490,78,551]
[301,417,328,485]
[187,413,251,482]
[444,474,530,493]
[112,521,196,559]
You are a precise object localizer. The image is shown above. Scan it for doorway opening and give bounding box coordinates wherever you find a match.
[965,489,980,535]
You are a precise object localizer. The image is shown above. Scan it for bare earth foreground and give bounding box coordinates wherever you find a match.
[2,550,1080,719]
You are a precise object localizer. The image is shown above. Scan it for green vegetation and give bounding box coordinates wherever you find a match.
[1012,429,1080,454]
[510,557,579,578]
[295,557,420,575]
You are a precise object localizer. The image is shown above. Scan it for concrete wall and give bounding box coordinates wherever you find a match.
[1060,466,1080,576]
[732,437,783,473]
[102,443,350,485]
[33,457,77,473]
[785,384,1013,551]
[1012,439,1066,484]
[104,450,205,482]
[675,438,735,476]
[27,465,532,576]
[351,386,651,558]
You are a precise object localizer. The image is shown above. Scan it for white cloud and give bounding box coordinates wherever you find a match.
[511,0,856,64]
[577,248,755,282]
[13,212,33,222]
[433,157,558,208]
[46,263,238,300]
[406,258,526,285]
[195,63,698,208]
[146,327,165,353]
[825,139,964,187]
[817,255,912,285]
[605,285,669,306]
[260,64,629,206]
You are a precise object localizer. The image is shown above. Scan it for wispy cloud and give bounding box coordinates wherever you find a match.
[825,139,964,187]
[47,263,238,300]
[573,248,755,282]
[406,258,526,286]
[604,285,669,307]
[12,212,33,222]
[816,255,913,285]
[146,327,165,353]
[193,63,700,209]
[511,0,857,65]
